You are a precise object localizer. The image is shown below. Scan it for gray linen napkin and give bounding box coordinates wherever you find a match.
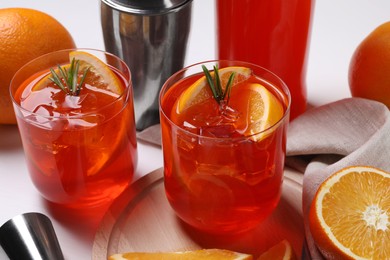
[136,97,390,259]
[137,124,162,146]
[286,97,390,259]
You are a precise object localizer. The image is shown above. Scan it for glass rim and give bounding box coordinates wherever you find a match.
[159,59,291,141]
[10,48,131,120]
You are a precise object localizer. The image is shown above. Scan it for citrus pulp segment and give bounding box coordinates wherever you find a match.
[309,166,390,259]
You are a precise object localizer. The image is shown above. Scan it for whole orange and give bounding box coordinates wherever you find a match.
[349,21,390,109]
[0,8,76,124]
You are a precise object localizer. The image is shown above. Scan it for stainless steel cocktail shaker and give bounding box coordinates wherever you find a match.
[101,0,192,130]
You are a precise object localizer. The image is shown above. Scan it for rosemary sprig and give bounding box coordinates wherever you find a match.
[202,65,235,105]
[49,58,89,96]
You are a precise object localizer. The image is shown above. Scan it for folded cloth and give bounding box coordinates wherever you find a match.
[137,124,162,146]
[286,97,390,259]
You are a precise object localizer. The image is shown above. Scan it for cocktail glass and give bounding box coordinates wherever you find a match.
[159,60,290,234]
[10,49,138,208]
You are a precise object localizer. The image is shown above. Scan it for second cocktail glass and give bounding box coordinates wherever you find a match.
[10,49,138,208]
[159,60,290,234]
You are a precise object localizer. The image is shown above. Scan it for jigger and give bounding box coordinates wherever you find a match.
[0,212,64,260]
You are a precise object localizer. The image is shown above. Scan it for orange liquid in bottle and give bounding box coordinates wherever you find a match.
[216,0,314,120]
[13,67,137,208]
[160,71,289,234]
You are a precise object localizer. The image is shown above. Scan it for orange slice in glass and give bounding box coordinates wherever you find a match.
[69,50,122,95]
[67,51,126,176]
[176,66,252,113]
[33,50,122,95]
[174,66,284,141]
[229,82,284,140]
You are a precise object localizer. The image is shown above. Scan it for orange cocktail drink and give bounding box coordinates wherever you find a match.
[10,49,137,208]
[159,61,290,234]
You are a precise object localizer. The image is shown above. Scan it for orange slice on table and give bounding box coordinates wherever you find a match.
[309,166,390,259]
[257,240,296,260]
[109,249,253,260]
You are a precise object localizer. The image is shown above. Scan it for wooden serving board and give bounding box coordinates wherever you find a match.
[92,167,305,259]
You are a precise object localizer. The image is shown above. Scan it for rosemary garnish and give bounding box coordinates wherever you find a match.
[49,58,90,96]
[202,65,235,105]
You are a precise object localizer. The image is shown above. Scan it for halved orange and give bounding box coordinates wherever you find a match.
[257,240,296,260]
[309,166,390,259]
[109,249,253,260]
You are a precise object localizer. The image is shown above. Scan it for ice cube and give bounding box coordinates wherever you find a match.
[196,104,241,138]
[28,105,58,129]
[220,103,240,123]
[67,114,103,128]
[200,123,237,138]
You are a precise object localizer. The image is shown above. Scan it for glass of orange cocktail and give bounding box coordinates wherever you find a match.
[159,60,290,234]
[10,49,138,208]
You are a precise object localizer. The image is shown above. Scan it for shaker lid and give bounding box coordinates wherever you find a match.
[101,0,191,15]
